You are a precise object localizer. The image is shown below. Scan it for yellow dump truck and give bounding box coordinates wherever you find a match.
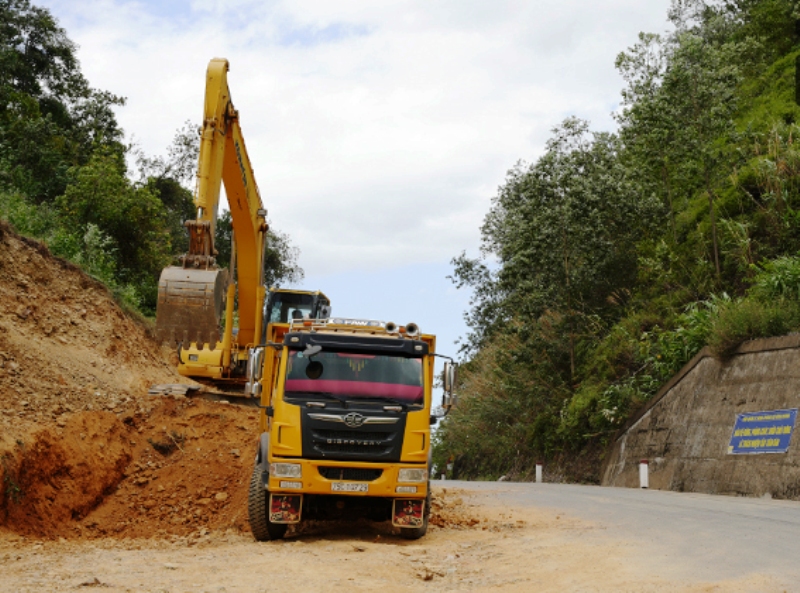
[246,317,457,540]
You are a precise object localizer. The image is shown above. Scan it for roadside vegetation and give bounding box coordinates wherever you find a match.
[434,0,800,481]
[0,0,302,315]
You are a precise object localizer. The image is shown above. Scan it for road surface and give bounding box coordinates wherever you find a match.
[0,482,797,592]
[454,480,800,587]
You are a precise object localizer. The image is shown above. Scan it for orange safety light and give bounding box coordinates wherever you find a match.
[303,320,312,327]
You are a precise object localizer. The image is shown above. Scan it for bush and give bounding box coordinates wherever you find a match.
[707,298,800,358]
[432,328,571,480]
[749,255,800,300]
[0,191,59,238]
[0,192,142,312]
[567,298,720,433]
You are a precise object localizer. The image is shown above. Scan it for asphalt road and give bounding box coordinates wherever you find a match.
[444,480,800,586]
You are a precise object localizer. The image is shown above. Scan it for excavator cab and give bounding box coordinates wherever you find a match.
[262,289,330,340]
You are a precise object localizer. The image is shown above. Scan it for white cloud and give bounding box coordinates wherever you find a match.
[38,0,671,276]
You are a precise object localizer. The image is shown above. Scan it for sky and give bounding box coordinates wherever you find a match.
[36,0,673,375]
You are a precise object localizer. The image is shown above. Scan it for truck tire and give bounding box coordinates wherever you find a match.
[399,486,431,540]
[248,461,288,541]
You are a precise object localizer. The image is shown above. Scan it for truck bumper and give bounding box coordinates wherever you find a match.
[267,457,428,498]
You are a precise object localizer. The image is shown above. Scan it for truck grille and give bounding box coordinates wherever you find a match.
[314,429,394,456]
[301,407,406,462]
[318,467,383,482]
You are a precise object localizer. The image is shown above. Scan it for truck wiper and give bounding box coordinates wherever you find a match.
[286,390,349,407]
[379,397,409,408]
[355,396,421,409]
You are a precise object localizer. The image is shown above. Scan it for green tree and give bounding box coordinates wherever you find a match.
[56,150,173,310]
[134,121,199,256]
[214,210,304,288]
[0,0,125,202]
[457,118,659,377]
[617,1,749,279]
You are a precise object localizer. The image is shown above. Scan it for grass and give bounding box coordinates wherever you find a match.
[707,298,800,359]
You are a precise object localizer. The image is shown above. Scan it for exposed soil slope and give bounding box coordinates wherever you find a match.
[0,221,257,537]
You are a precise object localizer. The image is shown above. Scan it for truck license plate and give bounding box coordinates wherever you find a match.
[331,482,369,492]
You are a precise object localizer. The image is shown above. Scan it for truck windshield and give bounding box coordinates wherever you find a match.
[284,351,423,405]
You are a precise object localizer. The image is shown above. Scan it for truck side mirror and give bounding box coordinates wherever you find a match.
[245,346,265,397]
[442,361,458,410]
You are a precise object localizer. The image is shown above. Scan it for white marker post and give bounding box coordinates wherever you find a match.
[535,462,543,484]
[639,459,649,489]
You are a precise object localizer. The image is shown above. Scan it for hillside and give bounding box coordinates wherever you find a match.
[434,1,800,481]
[0,220,258,538]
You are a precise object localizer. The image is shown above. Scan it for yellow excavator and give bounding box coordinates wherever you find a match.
[155,58,330,388]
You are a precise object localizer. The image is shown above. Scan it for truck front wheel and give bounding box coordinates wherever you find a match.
[247,461,288,541]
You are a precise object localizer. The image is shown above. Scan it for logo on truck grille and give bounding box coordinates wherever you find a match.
[343,413,365,427]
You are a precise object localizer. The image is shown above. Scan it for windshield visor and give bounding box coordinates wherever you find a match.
[284,351,423,404]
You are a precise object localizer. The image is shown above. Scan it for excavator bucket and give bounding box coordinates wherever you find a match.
[155,266,228,347]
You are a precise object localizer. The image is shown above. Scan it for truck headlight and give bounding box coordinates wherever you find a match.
[270,463,302,478]
[398,468,428,483]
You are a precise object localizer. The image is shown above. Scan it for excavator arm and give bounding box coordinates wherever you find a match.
[156,58,268,359]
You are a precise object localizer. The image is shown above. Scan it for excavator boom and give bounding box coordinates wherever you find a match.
[156,58,267,351]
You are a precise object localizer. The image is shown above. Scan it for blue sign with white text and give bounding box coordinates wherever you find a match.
[728,408,797,454]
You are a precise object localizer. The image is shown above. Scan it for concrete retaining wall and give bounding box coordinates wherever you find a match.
[602,335,800,499]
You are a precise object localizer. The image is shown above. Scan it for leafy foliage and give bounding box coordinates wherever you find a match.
[437,0,800,481]
[453,119,661,362]
[0,0,125,202]
[56,150,174,308]
[0,1,304,316]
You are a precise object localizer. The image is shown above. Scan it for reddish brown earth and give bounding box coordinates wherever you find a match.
[0,220,258,539]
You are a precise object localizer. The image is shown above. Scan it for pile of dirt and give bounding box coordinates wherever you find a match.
[0,221,184,439]
[0,221,259,538]
[429,488,482,529]
[77,396,256,539]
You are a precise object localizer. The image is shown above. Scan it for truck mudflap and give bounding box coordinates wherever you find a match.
[269,494,303,524]
[392,499,425,528]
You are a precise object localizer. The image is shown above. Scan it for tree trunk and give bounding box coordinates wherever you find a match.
[562,227,575,380]
[705,168,721,279]
[662,163,677,244]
